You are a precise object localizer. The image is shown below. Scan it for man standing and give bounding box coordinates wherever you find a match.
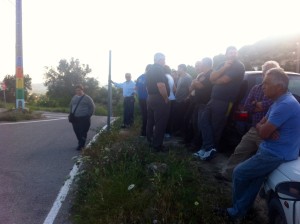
[146,52,170,152]
[112,73,136,128]
[69,84,95,151]
[216,68,300,221]
[172,64,192,136]
[196,46,245,160]
[217,61,280,181]
[136,64,152,136]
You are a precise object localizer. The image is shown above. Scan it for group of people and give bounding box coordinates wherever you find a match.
[69,46,300,222]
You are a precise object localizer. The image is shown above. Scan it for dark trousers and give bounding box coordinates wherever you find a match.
[146,95,170,148]
[72,116,91,148]
[124,96,135,126]
[172,100,189,136]
[166,100,175,134]
[199,99,233,150]
[138,98,147,136]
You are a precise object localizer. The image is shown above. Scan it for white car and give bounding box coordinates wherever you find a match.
[262,157,300,224]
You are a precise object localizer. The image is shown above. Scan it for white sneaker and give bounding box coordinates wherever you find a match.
[200,148,217,161]
[193,148,205,157]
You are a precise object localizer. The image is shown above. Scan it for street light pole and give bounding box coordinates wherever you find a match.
[296,42,300,73]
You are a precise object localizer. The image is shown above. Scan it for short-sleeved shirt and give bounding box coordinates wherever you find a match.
[146,64,170,96]
[194,70,213,104]
[211,60,245,102]
[260,92,300,161]
[136,73,148,100]
[175,73,192,102]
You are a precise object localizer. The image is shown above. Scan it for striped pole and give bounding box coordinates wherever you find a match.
[16,0,25,109]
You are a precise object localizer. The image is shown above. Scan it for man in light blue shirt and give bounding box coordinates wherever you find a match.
[112,73,136,128]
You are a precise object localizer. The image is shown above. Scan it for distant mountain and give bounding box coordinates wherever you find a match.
[31,83,47,94]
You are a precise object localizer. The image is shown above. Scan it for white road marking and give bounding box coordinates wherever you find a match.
[0,118,67,126]
[43,118,117,224]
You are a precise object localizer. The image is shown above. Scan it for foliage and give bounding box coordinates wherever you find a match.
[71,119,266,224]
[44,58,100,106]
[1,74,32,103]
[0,108,43,121]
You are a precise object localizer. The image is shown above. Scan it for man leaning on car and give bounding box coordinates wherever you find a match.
[217,60,280,181]
[215,68,300,222]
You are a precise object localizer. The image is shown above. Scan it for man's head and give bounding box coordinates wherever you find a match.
[154,53,166,66]
[125,73,132,81]
[262,68,289,100]
[262,60,280,76]
[177,64,187,76]
[75,84,84,96]
[201,57,213,72]
[225,46,238,61]
[195,61,202,74]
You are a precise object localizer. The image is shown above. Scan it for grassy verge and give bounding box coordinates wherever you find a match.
[71,119,266,224]
[0,108,43,122]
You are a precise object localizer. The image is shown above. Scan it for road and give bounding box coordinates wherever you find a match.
[0,112,107,224]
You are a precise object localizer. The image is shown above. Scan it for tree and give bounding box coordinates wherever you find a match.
[2,74,32,103]
[44,58,100,106]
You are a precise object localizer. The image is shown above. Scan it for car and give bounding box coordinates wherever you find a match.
[261,158,300,224]
[220,70,300,152]
[220,70,300,224]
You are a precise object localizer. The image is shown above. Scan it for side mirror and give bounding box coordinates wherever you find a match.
[275,181,300,201]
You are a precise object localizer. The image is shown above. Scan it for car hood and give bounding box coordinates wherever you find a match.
[276,157,300,180]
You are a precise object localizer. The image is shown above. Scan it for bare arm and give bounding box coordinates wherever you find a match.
[157,82,169,104]
[256,116,279,140]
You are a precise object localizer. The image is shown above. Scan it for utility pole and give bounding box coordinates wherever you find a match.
[107,50,112,131]
[16,0,25,109]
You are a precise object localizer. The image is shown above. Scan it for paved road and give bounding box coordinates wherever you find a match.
[0,112,107,224]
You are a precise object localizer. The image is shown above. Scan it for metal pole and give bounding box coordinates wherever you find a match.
[296,42,300,73]
[16,0,25,109]
[107,50,112,131]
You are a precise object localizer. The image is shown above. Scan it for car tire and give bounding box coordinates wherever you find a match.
[268,197,287,224]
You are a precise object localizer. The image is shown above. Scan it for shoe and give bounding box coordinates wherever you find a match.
[76,146,84,151]
[200,148,216,161]
[120,124,126,129]
[193,148,206,157]
[214,173,231,183]
[151,145,169,153]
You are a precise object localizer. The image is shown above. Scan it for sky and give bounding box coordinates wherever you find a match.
[1,0,300,89]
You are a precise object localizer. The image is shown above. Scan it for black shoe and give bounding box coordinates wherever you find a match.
[76,146,83,151]
[120,124,126,129]
[151,145,169,153]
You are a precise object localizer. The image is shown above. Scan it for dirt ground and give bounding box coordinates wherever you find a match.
[165,137,270,223]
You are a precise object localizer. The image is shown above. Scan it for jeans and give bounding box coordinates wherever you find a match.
[227,148,284,218]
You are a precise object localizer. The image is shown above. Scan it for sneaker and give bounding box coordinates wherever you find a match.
[193,148,206,157]
[200,148,216,161]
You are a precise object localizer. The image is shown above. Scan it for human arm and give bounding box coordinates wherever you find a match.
[256,116,279,140]
[157,82,169,104]
[210,60,233,84]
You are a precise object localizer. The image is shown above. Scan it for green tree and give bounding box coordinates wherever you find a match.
[44,58,100,106]
[2,74,32,103]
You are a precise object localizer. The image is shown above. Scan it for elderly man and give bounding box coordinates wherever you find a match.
[146,52,170,152]
[215,68,300,221]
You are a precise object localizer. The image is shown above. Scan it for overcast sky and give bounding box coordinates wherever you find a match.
[0,0,299,87]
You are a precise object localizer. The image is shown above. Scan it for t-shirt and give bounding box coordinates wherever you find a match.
[211,60,245,102]
[146,64,170,96]
[136,73,148,100]
[260,92,300,161]
[175,73,192,102]
[194,70,213,104]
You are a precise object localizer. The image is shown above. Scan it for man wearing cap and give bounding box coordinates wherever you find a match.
[146,52,170,152]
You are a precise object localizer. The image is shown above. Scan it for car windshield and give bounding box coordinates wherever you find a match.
[288,75,300,98]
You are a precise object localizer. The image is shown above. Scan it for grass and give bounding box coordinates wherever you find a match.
[70,117,268,224]
[0,108,43,121]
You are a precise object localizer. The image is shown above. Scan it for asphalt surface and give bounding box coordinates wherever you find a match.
[0,112,107,224]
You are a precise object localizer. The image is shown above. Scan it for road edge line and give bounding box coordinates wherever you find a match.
[43,118,117,224]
